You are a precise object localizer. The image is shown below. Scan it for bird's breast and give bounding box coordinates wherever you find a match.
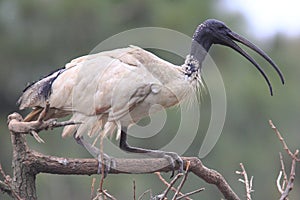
[118,80,194,126]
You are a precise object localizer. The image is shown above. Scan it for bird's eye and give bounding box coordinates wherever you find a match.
[216,24,227,30]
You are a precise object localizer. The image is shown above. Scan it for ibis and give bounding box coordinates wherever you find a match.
[18,19,284,175]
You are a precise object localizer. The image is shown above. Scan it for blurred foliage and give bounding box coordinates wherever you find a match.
[0,0,300,199]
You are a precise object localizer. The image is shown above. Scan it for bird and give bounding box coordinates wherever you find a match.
[18,19,284,175]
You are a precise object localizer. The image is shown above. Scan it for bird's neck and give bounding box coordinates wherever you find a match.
[183,55,200,77]
[182,55,203,89]
[188,24,213,69]
[189,39,212,64]
[183,36,213,79]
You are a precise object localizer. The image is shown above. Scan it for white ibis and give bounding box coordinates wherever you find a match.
[18,19,284,175]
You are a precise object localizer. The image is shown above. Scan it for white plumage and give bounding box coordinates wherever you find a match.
[19,45,200,140]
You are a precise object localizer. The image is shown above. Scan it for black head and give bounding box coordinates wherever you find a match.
[189,19,284,95]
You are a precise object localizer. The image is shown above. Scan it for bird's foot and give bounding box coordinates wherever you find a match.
[96,153,116,177]
[74,135,115,177]
[162,151,184,178]
[147,150,183,178]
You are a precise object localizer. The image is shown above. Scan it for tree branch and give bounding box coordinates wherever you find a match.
[236,163,254,200]
[0,180,12,198]
[269,120,299,200]
[280,151,298,200]
[4,112,240,200]
[155,172,189,199]
[30,149,240,200]
[269,120,299,161]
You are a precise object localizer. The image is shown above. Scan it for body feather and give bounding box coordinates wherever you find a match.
[18,45,200,139]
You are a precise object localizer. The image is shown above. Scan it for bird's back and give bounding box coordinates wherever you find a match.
[18,45,189,138]
[18,46,161,110]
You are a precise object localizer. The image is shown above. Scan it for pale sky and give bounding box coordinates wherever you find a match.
[221,0,300,38]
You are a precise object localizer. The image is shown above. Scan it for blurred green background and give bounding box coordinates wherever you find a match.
[0,0,299,199]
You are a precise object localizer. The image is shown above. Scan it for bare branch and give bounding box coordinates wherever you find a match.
[133,180,136,200]
[236,163,254,200]
[8,112,81,137]
[102,190,117,200]
[177,188,205,200]
[11,148,240,200]
[159,172,183,199]
[172,161,191,200]
[279,151,298,200]
[92,189,117,200]
[138,189,152,200]
[269,120,299,200]
[154,163,204,200]
[0,180,12,197]
[0,164,23,200]
[279,152,288,190]
[6,112,240,200]
[99,134,105,192]
[90,178,96,200]
[155,172,189,200]
[269,120,299,161]
[277,171,284,194]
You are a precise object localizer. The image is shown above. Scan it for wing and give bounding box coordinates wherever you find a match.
[18,46,180,139]
[18,46,145,112]
[64,47,168,138]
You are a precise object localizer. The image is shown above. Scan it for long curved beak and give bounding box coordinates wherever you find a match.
[221,30,285,95]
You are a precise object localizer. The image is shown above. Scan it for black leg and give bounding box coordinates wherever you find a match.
[120,127,151,153]
[73,133,115,177]
[119,127,183,177]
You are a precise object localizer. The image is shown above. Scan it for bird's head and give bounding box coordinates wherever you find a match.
[187,19,284,95]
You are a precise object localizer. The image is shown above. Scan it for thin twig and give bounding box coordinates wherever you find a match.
[138,189,152,200]
[279,152,288,189]
[93,190,117,200]
[177,188,205,200]
[0,164,7,180]
[159,172,183,199]
[99,135,105,192]
[0,164,23,200]
[51,120,82,128]
[269,120,299,200]
[0,180,10,191]
[277,171,284,194]
[90,177,96,200]
[172,161,191,200]
[279,150,298,200]
[269,120,300,161]
[92,192,101,200]
[236,163,253,200]
[102,190,117,200]
[154,172,192,200]
[133,180,136,200]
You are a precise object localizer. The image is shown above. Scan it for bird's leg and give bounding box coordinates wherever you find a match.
[73,133,115,177]
[120,127,183,177]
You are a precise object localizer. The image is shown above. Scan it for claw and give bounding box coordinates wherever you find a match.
[170,170,175,179]
[97,153,116,177]
[163,152,183,178]
[73,133,115,177]
[74,135,84,145]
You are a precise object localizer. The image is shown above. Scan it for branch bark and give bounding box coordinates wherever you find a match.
[4,112,240,200]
